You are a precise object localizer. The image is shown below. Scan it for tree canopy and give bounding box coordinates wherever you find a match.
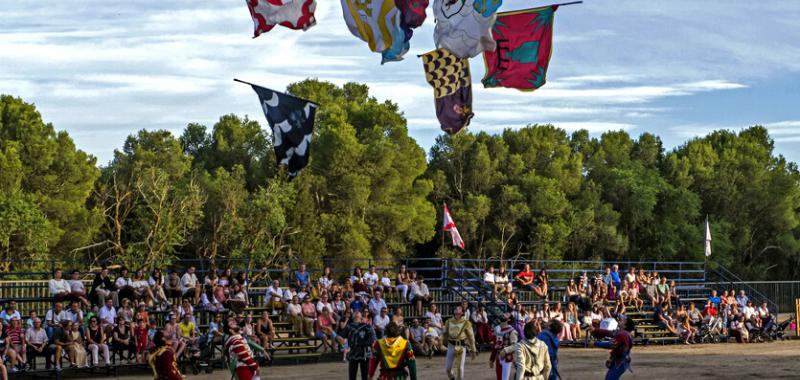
[1,82,798,279]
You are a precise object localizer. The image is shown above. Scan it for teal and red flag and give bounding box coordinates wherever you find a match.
[481,5,557,91]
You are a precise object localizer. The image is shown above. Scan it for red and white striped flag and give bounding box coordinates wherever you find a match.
[443,203,465,250]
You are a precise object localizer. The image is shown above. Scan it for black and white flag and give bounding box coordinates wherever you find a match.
[248,82,317,177]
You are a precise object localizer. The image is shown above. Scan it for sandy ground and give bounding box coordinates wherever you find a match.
[108,340,800,380]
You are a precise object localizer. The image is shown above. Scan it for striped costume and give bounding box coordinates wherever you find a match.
[225,333,260,380]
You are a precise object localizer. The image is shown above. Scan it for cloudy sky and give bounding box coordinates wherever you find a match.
[2,0,799,165]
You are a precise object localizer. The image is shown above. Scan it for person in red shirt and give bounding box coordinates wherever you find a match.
[148,330,183,380]
[134,319,149,363]
[514,264,535,291]
[703,301,718,318]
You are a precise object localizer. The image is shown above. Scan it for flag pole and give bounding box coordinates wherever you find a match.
[233,78,320,106]
[554,1,583,6]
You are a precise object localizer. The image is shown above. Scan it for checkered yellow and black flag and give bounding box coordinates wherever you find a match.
[420,48,474,134]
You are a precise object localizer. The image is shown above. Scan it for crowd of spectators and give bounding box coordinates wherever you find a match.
[0,261,777,375]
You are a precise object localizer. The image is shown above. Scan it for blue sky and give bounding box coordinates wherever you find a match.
[2,0,799,165]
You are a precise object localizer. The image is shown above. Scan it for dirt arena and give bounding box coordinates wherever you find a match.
[116,340,799,380]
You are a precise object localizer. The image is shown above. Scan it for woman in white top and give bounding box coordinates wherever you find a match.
[483,266,496,285]
[131,269,155,305]
[536,304,550,322]
[424,304,443,334]
[317,267,333,291]
[494,266,511,295]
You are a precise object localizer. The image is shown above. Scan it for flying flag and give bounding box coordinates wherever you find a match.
[341,0,420,64]
[240,80,317,177]
[482,5,557,91]
[397,0,429,32]
[420,48,474,134]
[443,203,465,250]
[704,216,712,257]
[433,0,503,59]
[246,0,317,38]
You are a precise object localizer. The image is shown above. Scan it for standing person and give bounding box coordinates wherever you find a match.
[148,330,184,380]
[489,314,518,380]
[537,321,562,380]
[342,311,376,380]
[224,318,260,380]
[442,306,477,380]
[368,322,417,380]
[501,322,551,380]
[594,318,635,380]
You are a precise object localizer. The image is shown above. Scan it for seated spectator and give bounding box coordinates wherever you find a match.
[294,263,310,288]
[178,299,195,324]
[25,318,51,369]
[372,307,390,338]
[316,307,339,352]
[203,269,219,288]
[49,269,72,302]
[353,278,369,296]
[117,298,135,324]
[162,313,185,359]
[64,301,84,328]
[514,263,535,290]
[331,292,347,318]
[408,318,429,357]
[317,267,334,294]
[368,290,387,317]
[627,282,644,311]
[709,290,721,309]
[63,321,88,368]
[257,311,275,350]
[286,296,306,336]
[91,267,118,307]
[625,267,637,286]
[757,302,773,331]
[408,276,432,316]
[301,296,318,337]
[5,317,28,372]
[178,314,199,360]
[68,270,90,307]
[742,301,757,323]
[609,265,622,295]
[265,280,285,313]
[702,300,718,320]
[219,268,233,289]
[736,290,749,309]
[669,280,680,305]
[533,268,549,298]
[483,266,496,286]
[424,304,443,335]
[130,269,155,305]
[45,302,68,337]
[85,316,110,367]
[113,316,136,362]
[180,266,200,305]
[423,318,444,357]
[378,270,394,296]
[656,278,671,305]
[363,266,379,292]
[602,266,613,288]
[653,301,678,336]
[728,312,748,343]
[678,316,696,344]
[164,270,182,299]
[282,284,297,304]
[224,283,248,314]
[565,302,581,340]
[395,265,411,302]
[317,293,334,318]
[349,294,366,314]
[115,267,135,303]
[644,278,659,305]
[0,300,20,326]
[494,265,512,295]
[200,285,224,312]
[148,268,169,309]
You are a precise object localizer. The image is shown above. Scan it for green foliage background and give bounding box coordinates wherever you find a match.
[1,80,798,279]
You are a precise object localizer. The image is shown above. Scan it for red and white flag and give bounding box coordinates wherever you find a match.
[443,203,465,250]
[246,0,317,38]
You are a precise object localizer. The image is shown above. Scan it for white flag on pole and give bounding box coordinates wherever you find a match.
[704,216,712,257]
[443,203,465,250]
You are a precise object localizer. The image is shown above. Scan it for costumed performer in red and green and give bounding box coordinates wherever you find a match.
[368,322,417,380]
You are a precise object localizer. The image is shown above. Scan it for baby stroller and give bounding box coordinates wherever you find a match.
[766,315,795,341]
[698,317,725,344]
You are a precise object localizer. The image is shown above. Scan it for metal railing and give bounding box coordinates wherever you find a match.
[705,280,800,313]
[707,262,781,314]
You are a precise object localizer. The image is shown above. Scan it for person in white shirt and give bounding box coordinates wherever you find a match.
[0,300,21,326]
[317,267,334,292]
[181,266,200,304]
[409,276,432,316]
[49,269,72,301]
[98,298,117,335]
[425,304,443,335]
[64,301,84,325]
[483,266,496,285]
[68,270,91,307]
[743,301,757,322]
[45,302,67,336]
[373,307,390,338]
[368,290,388,317]
[26,318,51,368]
[363,266,380,290]
[115,267,135,303]
[378,270,394,295]
[131,269,155,305]
[316,294,333,315]
[282,285,297,303]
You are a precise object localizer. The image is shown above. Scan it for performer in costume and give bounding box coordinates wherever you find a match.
[489,314,518,380]
[537,320,562,380]
[148,330,184,380]
[225,318,260,380]
[594,318,635,380]
[442,306,477,380]
[368,322,417,380]
[502,322,551,380]
[343,311,376,380]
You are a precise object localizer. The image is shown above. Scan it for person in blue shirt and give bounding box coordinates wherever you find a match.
[537,320,562,380]
[610,265,621,298]
[294,263,310,288]
[708,290,721,309]
[350,295,366,313]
